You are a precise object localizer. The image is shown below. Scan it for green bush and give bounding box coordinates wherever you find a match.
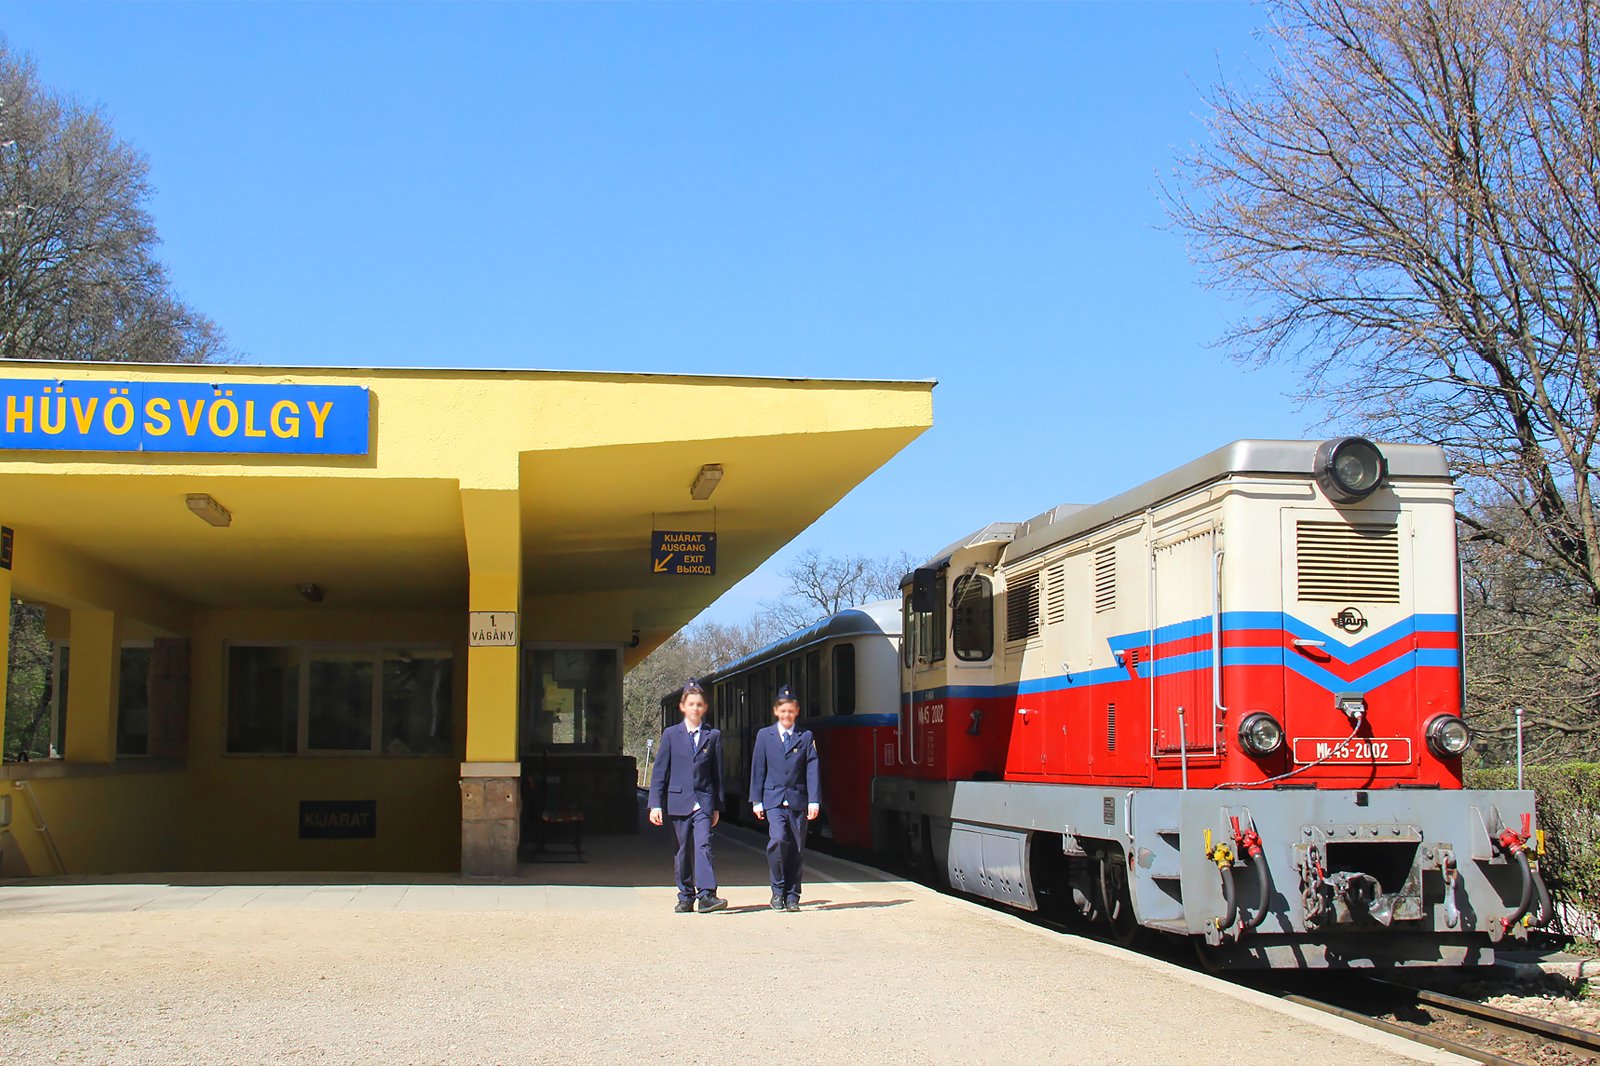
[1469,763,1600,940]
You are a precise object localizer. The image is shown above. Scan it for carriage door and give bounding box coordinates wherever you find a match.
[1151,528,1218,757]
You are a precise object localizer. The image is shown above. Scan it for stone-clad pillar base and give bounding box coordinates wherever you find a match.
[461,763,520,877]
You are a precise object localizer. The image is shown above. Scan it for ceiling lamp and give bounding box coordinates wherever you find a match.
[185,493,232,528]
[690,463,723,501]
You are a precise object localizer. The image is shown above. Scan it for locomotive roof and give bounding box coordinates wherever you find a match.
[1002,438,1449,565]
[698,598,901,686]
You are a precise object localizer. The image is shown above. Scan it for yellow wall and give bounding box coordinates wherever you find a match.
[5,607,468,875]
[182,608,467,872]
[4,770,189,876]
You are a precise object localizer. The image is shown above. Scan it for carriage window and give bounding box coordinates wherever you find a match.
[805,651,821,717]
[833,643,857,715]
[952,574,994,661]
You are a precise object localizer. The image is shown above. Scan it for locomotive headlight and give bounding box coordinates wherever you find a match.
[1238,712,1285,756]
[1426,714,1472,757]
[1314,436,1387,504]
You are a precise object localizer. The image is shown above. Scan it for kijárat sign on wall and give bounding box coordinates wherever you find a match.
[299,800,377,839]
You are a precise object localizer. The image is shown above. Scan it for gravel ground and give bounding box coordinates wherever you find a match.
[0,832,1463,1065]
[1461,974,1600,1031]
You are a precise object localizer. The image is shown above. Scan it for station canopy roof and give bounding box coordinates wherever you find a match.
[0,361,934,663]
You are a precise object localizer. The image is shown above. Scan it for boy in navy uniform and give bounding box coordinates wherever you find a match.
[648,680,727,913]
[748,685,820,912]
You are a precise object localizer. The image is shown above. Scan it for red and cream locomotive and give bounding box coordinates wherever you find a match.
[667,439,1552,968]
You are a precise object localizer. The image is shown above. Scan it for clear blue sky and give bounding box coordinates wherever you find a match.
[6,2,1314,625]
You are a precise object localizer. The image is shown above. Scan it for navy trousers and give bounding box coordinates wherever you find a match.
[671,809,717,902]
[765,806,809,902]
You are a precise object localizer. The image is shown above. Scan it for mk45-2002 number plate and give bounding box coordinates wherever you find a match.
[1292,737,1413,764]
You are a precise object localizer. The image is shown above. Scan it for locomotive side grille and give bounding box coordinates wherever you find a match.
[1007,572,1041,642]
[1045,564,1066,625]
[1296,521,1402,603]
[1093,547,1116,613]
[1106,702,1117,752]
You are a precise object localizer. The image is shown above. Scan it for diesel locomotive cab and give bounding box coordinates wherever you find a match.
[865,438,1551,968]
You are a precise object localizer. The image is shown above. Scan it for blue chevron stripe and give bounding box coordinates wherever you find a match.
[902,648,1459,704]
[1105,611,1457,664]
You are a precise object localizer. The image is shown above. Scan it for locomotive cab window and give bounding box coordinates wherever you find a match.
[903,571,947,667]
[951,574,994,661]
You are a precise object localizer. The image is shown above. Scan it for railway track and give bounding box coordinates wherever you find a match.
[1280,975,1600,1065]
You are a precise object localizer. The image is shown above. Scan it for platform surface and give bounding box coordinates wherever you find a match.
[0,822,1464,1065]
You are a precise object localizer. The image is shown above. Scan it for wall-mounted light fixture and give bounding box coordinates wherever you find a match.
[298,583,325,604]
[690,463,723,501]
[185,493,232,528]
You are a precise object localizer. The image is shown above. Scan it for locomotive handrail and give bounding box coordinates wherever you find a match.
[1211,547,1228,717]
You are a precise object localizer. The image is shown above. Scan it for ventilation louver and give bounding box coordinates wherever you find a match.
[1093,547,1116,613]
[1007,572,1041,642]
[1296,521,1401,603]
[1045,564,1065,626]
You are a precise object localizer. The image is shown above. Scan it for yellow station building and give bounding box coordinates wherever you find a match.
[0,360,932,877]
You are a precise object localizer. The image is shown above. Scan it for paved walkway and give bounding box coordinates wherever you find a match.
[0,823,1462,1065]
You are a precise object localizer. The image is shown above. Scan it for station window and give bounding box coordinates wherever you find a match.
[116,644,153,756]
[33,642,155,759]
[226,644,454,756]
[832,643,856,715]
[521,647,620,753]
[951,575,994,661]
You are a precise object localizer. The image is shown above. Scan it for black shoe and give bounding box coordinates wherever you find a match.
[770,895,785,911]
[674,900,693,913]
[784,898,801,912]
[697,895,728,913]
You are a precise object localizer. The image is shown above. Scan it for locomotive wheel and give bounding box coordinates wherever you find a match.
[911,816,942,887]
[1098,853,1149,949]
[1191,939,1226,973]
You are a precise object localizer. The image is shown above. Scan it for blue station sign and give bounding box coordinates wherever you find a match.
[0,379,370,455]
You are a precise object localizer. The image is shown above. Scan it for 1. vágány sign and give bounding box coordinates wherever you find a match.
[0,379,370,455]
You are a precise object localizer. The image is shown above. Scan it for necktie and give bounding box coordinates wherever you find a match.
[782,731,790,745]
[690,730,699,751]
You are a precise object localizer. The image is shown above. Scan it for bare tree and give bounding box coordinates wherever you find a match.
[620,617,779,777]
[759,548,916,634]
[1,41,229,762]
[1168,0,1600,752]
[0,39,228,364]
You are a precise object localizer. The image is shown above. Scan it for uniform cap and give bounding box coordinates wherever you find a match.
[683,678,705,694]
[775,684,797,703]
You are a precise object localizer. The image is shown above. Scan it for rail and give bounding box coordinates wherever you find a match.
[1282,974,1600,1066]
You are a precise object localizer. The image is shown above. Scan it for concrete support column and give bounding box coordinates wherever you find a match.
[64,607,121,763]
[459,488,521,876]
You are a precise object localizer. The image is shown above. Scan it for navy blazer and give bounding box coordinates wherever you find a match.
[648,721,723,817]
[748,724,820,810]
